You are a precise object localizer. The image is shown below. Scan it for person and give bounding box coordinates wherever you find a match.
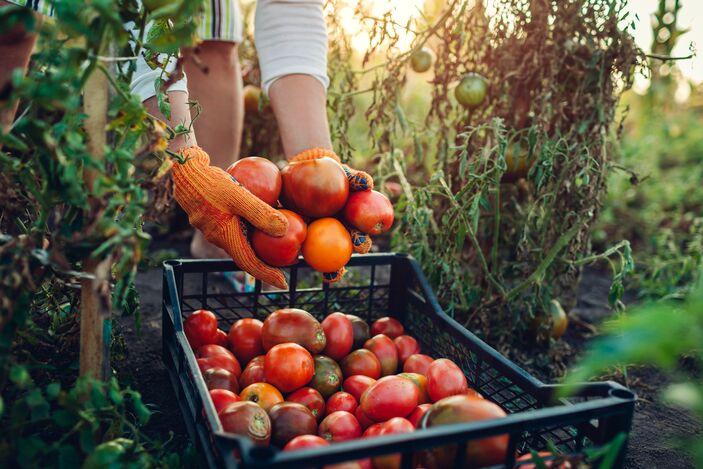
[1,0,374,290]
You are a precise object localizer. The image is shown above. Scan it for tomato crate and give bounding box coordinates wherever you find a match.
[162,253,635,469]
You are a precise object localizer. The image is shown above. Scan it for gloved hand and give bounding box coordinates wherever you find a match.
[171,146,290,289]
[290,148,374,284]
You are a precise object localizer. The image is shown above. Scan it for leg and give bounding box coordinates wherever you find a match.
[183,41,244,169]
[0,1,37,132]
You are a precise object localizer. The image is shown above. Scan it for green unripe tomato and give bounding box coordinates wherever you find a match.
[455,73,489,109]
[410,48,433,73]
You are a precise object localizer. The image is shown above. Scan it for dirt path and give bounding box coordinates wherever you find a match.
[116,241,700,468]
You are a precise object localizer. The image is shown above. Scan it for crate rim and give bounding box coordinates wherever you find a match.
[162,253,636,468]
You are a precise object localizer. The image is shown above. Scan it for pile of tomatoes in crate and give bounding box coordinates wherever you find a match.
[184,308,563,469]
[227,155,393,274]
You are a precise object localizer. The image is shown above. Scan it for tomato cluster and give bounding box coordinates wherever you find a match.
[226,156,394,274]
[186,309,542,467]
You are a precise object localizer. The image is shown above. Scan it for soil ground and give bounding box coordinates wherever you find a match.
[115,238,701,468]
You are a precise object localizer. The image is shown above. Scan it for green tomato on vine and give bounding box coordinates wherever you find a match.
[455,73,489,109]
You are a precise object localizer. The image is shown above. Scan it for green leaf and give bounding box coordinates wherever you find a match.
[26,388,45,407]
[52,409,76,428]
[156,89,171,120]
[10,366,31,388]
[46,383,61,400]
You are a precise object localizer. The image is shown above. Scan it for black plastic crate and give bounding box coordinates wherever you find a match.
[162,253,635,469]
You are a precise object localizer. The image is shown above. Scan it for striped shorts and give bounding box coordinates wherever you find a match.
[4,0,244,43]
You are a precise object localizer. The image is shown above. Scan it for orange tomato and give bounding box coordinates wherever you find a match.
[302,218,352,273]
[239,382,284,412]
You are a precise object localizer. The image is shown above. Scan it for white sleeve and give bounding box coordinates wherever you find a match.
[254,0,329,93]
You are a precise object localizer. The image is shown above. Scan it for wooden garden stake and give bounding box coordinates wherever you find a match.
[80,61,111,380]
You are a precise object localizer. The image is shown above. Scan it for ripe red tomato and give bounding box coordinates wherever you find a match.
[362,422,383,438]
[326,392,358,415]
[252,209,307,267]
[393,336,420,364]
[283,434,329,452]
[363,335,398,376]
[421,394,508,469]
[407,403,432,427]
[269,402,318,447]
[310,355,343,399]
[184,309,219,350]
[372,417,415,469]
[214,329,229,347]
[318,411,361,442]
[264,343,314,393]
[228,318,264,366]
[208,389,241,415]
[302,218,353,273]
[281,156,350,218]
[340,349,381,380]
[402,354,434,376]
[355,406,375,431]
[239,382,284,412]
[427,359,469,402]
[262,308,326,353]
[219,401,271,446]
[343,375,376,402]
[370,317,404,338]
[321,312,354,360]
[398,372,429,404]
[239,355,266,388]
[343,190,394,235]
[360,376,419,422]
[226,156,282,206]
[203,368,240,393]
[346,314,370,349]
[197,344,242,378]
[287,387,326,422]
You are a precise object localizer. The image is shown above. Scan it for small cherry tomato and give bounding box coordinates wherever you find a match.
[393,335,420,364]
[318,411,362,442]
[264,343,314,393]
[321,312,354,361]
[427,359,469,402]
[287,387,326,422]
[184,309,218,350]
[326,392,358,416]
[370,317,404,338]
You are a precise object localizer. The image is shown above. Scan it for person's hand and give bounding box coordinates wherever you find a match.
[290,148,374,283]
[171,146,290,289]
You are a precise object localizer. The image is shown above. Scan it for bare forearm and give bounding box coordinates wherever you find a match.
[268,74,332,159]
[144,91,197,151]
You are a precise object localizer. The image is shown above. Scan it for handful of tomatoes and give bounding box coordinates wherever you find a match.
[184,308,553,468]
[227,156,394,276]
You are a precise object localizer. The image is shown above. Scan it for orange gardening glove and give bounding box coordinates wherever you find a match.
[172,146,289,289]
[290,148,374,284]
